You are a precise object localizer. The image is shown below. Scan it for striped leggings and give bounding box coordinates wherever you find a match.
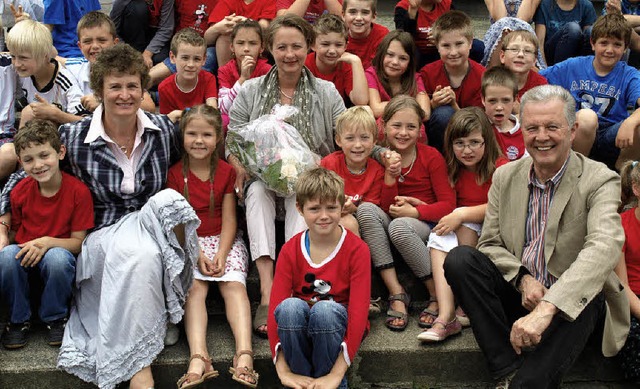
[356,202,432,280]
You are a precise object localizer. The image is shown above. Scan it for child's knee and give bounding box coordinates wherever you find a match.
[309,300,347,329]
[41,248,75,275]
[341,214,360,236]
[576,109,598,137]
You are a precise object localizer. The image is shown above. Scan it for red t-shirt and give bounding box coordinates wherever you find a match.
[11,172,94,244]
[209,0,276,24]
[420,59,485,108]
[494,123,526,161]
[158,71,218,114]
[320,151,395,212]
[454,157,508,207]
[217,57,272,89]
[276,0,342,24]
[166,160,236,237]
[622,208,640,295]
[176,0,217,36]
[395,0,451,54]
[389,143,456,222]
[365,66,426,102]
[517,71,548,101]
[268,228,370,364]
[305,53,353,102]
[346,23,389,69]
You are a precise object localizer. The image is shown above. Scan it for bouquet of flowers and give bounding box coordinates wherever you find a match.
[226,105,320,196]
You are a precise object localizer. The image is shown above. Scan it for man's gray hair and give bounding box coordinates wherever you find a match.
[520,85,576,128]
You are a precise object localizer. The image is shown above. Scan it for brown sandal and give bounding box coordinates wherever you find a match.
[176,353,219,389]
[228,350,259,388]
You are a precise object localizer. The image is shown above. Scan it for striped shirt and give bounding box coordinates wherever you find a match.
[521,156,570,288]
[20,59,84,115]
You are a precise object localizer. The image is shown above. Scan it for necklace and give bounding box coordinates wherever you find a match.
[398,150,417,183]
[279,87,294,100]
[347,163,366,175]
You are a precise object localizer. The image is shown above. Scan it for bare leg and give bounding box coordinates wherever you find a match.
[419,277,439,326]
[18,105,34,129]
[430,248,456,323]
[0,143,18,180]
[340,214,360,237]
[255,256,273,333]
[219,281,256,386]
[380,267,407,327]
[456,226,479,247]
[574,109,598,156]
[215,35,233,69]
[148,62,172,87]
[184,280,211,377]
[129,366,154,389]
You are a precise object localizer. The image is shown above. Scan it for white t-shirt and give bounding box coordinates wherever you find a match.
[0,53,19,135]
[20,59,84,115]
[65,58,91,96]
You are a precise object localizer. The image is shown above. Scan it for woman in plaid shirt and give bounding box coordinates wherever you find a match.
[0,44,201,389]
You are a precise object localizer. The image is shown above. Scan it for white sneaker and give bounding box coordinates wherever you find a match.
[164,322,180,346]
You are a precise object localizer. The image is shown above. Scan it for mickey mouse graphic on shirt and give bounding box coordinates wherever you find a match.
[302,273,333,303]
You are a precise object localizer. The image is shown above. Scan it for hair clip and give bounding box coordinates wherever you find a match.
[184,107,191,113]
[633,161,638,167]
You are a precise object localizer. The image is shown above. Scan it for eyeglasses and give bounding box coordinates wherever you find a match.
[503,47,536,57]
[452,140,485,150]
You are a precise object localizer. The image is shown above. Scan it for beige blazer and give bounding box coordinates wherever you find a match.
[478,151,629,356]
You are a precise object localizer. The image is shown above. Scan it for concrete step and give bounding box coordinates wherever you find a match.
[0,312,634,389]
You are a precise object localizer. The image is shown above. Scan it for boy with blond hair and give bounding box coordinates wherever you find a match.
[482,66,527,161]
[540,13,640,170]
[343,0,389,69]
[499,30,548,102]
[268,167,370,389]
[306,13,368,106]
[320,106,396,234]
[419,10,485,153]
[158,28,218,115]
[0,119,93,349]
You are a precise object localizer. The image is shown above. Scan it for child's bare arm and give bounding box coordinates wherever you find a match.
[17,230,87,268]
[141,91,156,112]
[484,0,507,21]
[211,193,237,277]
[277,0,311,17]
[0,213,11,250]
[206,97,218,109]
[534,24,547,64]
[368,88,387,118]
[417,91,431,120]
[339,53,368,106]
[433,204,487,236]
[516,0,542,23]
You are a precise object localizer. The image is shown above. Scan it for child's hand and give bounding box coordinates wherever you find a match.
[279,371,313,389]
[17,237,51,267]
[214,14,239,35]
[383,150,402,177]
[337,52,361,65]
[389,199,419,218]
[10,4,30,24]
[167,109,184,123]
[616,118,637,149]
[211,252,226,277]
[431,85,452,108]
[308,372,344,389]
[606,0,622,14]
[197,250,216,276]
[433,210,463,236]
[408,0,421,10]
[342,199,357,215]
[30,94,62,121]
[81,94,100,112]
[239,55,257,80]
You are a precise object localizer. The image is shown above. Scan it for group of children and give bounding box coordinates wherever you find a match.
[3,0,640,388]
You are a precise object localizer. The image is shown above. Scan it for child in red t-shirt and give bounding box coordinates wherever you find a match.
[158,29,218,115]
[305,14,368,106]
[218,19,272,131]
[356,95,456,332]
[498,30,547,105]
[268,167,370,389]
[166,105,257,388]
[482,66,527,161]
[420,10,486,153]
[320,106,397,235]
[206,0,276,67]
[342,0,389,69]
[615,160,640,383]
[277,0,343,24]
[420,107,507,342]
[0,120,94,349]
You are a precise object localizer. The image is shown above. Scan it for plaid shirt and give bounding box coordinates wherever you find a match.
[1,109,181,230]
[521,156,570,288]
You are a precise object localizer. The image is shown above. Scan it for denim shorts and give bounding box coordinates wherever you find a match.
[591,121,621,169]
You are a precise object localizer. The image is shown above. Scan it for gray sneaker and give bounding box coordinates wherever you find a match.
[164,322,180,346]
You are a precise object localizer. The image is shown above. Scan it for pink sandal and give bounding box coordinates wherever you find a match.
[417,318,462,342]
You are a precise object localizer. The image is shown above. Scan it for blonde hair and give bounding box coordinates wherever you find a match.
[335,106,377,138]
[620,160,640,210]
[295,167,346,209]
[6,20,54,60]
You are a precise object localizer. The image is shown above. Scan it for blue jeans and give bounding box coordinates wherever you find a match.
[427,105,456,154]
[0,245,76,324]
[275,298,349,388]
[544,22,592,65]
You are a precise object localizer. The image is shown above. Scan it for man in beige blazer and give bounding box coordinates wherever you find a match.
[445,85,629,388]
